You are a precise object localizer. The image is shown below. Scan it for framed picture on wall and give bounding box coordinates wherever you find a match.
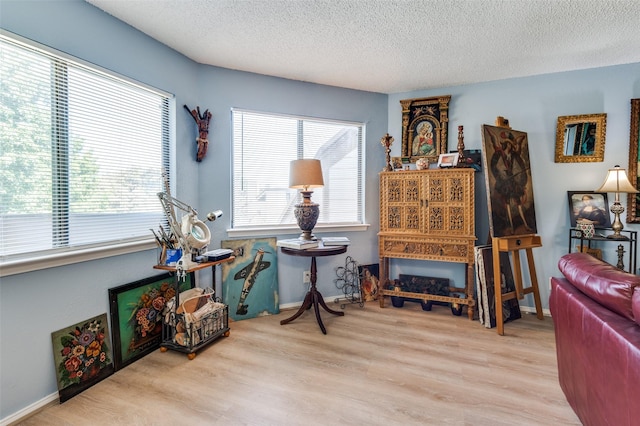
[400,95,451,164]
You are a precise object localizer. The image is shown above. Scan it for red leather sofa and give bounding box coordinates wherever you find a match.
[550,252,640,425]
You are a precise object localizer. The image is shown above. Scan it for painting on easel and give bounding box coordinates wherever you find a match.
[481,124,538,237]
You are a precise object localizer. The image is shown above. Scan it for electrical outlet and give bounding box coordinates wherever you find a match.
[303,270,311,284]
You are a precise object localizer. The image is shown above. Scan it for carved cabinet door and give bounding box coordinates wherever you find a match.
[422,170,474,236]
[380,172,423,233]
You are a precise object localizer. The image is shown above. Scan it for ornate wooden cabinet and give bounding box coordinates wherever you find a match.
[378,168,476,319]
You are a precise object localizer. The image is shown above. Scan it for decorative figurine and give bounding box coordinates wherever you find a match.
[416,157,429,170]
[617,244,625,270]
[184,105,212,162]
[457,125,465,166]
[380,133,395,172]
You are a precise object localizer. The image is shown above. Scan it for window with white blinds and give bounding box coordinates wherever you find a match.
[231,109,364,230]
[0,33,172,262]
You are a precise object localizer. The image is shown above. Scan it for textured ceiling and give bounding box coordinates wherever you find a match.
[86,0,640,94]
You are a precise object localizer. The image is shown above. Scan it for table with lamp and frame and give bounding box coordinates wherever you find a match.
[569,165,639,274]
[278,159,348,334]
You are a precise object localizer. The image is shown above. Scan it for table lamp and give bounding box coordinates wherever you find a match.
[596,165,639,240]
[290,159,324,240]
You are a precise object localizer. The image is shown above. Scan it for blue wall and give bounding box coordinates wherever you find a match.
[2,0,640,421]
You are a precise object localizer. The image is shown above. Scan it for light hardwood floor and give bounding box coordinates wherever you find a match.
[17,301,581,425]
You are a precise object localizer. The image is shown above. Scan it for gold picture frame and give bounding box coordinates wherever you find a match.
[554,113,607,163]
[626,99,640,223]
[400,95,451,164]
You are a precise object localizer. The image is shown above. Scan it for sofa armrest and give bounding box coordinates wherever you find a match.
[558,253,640,323]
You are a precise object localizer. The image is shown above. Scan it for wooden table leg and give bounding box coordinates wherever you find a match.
[280,256,343,335]
[280,291,313,325]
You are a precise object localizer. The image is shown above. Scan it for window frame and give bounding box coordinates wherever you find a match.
[0,30,175,277]
[228,108,369,238]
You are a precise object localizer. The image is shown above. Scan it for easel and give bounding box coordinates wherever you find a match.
[492,234,544,335]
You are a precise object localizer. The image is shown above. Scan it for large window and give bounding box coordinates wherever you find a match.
[232,109,364,231]
[0,32,173,269]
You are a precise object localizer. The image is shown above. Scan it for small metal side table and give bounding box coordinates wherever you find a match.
[279,244,347,334]
[568,228,637,274]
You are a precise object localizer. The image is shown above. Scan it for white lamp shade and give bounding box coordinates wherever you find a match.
[596,166,639,194]
[289,159,324,189]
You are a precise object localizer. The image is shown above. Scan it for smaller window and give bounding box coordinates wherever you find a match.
[231,109,364,230]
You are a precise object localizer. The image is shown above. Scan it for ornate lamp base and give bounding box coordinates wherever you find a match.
[608,201,629,240]
[294,191,320,241]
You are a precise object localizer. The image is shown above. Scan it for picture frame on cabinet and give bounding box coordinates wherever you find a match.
[400,95,451,164]
[451,149,482,172]
[391,156,404,171]
[437,153,459,168]
[627,99,640,223]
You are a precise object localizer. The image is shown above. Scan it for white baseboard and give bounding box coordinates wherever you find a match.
[1,392,58,426]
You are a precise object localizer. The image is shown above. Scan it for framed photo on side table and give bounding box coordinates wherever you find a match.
[567,191,611,228]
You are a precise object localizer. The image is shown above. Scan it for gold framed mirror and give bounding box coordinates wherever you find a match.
[626,99,640,223]
[554,113,607,163]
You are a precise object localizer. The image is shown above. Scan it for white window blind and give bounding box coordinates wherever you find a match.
[0,33,172,262]
[232,109,364,229]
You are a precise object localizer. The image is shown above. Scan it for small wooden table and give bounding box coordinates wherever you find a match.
[279,244,347,334]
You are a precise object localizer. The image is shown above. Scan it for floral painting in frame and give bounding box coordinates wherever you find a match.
[51,313,114,402]
[108,272,194,370]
